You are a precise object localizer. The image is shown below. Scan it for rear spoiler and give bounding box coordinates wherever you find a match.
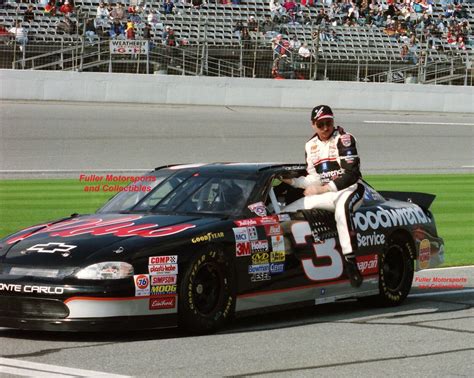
[378,191,436,210]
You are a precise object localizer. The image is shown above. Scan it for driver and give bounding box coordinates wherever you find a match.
[281,105,365,288]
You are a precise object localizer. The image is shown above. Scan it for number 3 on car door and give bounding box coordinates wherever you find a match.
[291,222,343,281]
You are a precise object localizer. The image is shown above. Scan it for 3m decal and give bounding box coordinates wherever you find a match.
[291,222,343,281]
[236,242,251,257]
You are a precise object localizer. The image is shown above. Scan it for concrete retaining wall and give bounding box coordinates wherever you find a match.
[1,69,472,113]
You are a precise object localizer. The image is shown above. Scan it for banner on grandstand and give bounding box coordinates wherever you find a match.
[110,40,149,55]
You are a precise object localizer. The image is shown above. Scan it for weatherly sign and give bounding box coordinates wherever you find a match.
[110,40,149,55]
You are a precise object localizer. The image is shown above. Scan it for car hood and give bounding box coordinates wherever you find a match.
[0,213,222,266]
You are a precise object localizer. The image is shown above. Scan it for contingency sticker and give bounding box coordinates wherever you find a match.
[134,274,150,296]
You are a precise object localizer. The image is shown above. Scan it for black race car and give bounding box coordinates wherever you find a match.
[0,163,444,333]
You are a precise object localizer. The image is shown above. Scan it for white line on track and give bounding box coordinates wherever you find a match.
[461,166,474,168]
[0,357,130,377]
[364,121,474,126]
[420,265,474,271]
[409,288,474,298]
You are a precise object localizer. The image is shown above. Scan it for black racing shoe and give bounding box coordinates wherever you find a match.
[344,254,363,288]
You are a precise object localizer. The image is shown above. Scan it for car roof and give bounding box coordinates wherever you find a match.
[154,163,306,175]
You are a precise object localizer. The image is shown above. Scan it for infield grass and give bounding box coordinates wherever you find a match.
[0,174,472,266]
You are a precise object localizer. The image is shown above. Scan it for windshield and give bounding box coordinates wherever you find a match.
[98,171,256,216]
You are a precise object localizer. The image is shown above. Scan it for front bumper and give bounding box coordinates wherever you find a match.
[0,313,177,332]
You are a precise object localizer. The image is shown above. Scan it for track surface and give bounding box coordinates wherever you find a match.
[0,101,473,377]
[0,101,473,176]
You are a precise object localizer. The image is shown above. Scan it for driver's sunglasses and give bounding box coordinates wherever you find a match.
[315,119,334,129]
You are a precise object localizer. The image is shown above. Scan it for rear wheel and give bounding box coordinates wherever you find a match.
[179,246,235,334]
[361,236,414,307]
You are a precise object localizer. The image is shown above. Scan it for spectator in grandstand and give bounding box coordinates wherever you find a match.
[232,0,241,4]
[277,54,295,79]
[248,16,258,32]
[59,0,74,15]
[289,34,301,50]
[143,22,153,48]
[298,42,311,59]
[110,3,126,22]
[241,27,252,49]
[23,5,35,23]
[164,25,177,46]
[96,2,109,27]
[400,44,409,60]
[44,0,57,16]
[128,5,143,24]
[270,0,284,21]
[126,21,135,39]
[8,21,28,51]
[233,20,244,38]
[109,20,125,39]
[163,0,175,15]
[315,8,330,25]
[0,24,11,44]
[85,18,97,44]
[56,15,76,34]
[147,9,161,26]
[192,0,203,8]
[272,33,284,57]
[260,15,275,34]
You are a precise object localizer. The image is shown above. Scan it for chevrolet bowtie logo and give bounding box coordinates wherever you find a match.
[25,243,77,257]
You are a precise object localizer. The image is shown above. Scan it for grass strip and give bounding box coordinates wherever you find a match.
[0,174,472,266]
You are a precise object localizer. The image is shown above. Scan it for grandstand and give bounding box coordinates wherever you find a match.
[0,0,472,84]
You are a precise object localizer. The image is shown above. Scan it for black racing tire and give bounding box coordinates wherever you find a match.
[178,246,236,334]
[360,236,415,307]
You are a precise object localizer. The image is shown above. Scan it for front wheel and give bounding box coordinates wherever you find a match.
[361,236,415,307]
[178,246,236,334]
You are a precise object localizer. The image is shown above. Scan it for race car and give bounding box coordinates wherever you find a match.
[0,163,444,333]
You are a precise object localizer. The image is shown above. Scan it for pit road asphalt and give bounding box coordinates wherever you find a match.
[0,101,473,377]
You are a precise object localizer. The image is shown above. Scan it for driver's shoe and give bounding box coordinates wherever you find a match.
[344,254,363,288]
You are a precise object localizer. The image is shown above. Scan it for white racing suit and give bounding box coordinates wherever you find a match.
[283,126,365,255]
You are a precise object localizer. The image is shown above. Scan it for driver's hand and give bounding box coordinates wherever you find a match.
[280,178,294,185]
